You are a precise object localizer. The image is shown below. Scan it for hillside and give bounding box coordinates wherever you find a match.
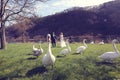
[7,0,120,40]
[28,0,120,36]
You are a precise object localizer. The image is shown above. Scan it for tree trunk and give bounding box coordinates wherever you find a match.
[0,35,1,48]
[0,22,7,49]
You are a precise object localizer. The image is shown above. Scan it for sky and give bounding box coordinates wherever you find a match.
[35,0,114,17]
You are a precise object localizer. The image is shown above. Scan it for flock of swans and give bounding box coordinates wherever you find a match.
[32,34,120,68]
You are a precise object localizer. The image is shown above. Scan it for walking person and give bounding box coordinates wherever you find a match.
[60,32,66,48]
[51,32,56,47]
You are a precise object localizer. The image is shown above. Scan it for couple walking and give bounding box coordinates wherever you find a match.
[47,32,66,48]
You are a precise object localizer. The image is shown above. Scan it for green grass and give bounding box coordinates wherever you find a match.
[0,42,120,80]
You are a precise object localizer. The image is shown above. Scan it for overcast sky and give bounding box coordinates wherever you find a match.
[35,0,114,17]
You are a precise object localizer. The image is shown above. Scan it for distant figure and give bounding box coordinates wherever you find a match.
[50,32,56,47]
[60,32,66,48]
[90,41,94,44]
[69,36,73,43]
[47,34,51,43]
[99,40,104,45]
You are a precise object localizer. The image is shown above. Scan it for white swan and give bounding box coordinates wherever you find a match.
[98,39,120,61]
[33,41,44,57]
[76,39,88,54]
[59,39,71,56]
[99,40,104,45]
[42,34,56,68]
[90,41,94,44]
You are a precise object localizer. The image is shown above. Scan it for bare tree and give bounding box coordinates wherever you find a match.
[15,17,34,43]
[0,0,49,49]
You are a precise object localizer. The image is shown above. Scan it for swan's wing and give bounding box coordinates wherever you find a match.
[33,51,40,56]
[42,54,55,66]
[100,52,114,56]
[76,46,86,53]
[42,54,49,66]
[77,46,86,50]
[59,49,69,55]
[51,55,56,63]
[99,52,118,59]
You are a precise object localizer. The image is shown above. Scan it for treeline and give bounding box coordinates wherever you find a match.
[6,0,120,42]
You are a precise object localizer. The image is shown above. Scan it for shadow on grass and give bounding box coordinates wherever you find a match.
[0,77,8,80]
[96,61,117,66]
[27,57,37,60]
[56,55,65,58]
[27,53,33,55]
[26,66,48,77]
[0,76,24,80]
[72,53,81,55]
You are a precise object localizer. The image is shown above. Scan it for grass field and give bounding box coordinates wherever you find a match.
[0,42,120,80]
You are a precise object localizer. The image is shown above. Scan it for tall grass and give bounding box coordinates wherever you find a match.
[0,42,120,80]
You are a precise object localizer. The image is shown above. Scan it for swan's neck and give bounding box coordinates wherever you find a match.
[83,40,87,48]
[33,45,35,48]
[67,42,71,52]
[33,45,36,49]
[39,43,41,49]
[48,42,52,55]
[113,41,119,53]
